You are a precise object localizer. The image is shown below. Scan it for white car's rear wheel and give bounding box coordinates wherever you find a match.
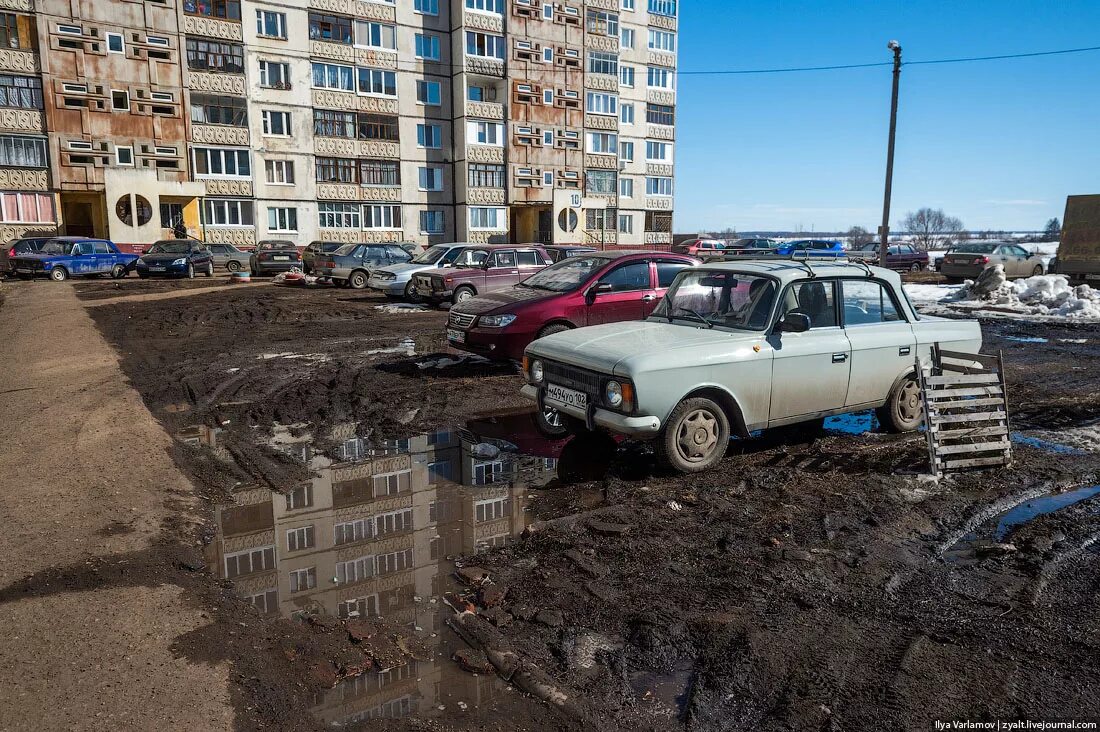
[657,397,730,473]
[877,375,923,432]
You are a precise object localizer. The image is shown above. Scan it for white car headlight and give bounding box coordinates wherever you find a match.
[605,380,623,407]
[530,359,544,384]
[172,257,187,265]
[480,314,516,328]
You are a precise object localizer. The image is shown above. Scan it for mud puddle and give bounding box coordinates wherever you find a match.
[181,410,573,727]
[943,484,1100,562]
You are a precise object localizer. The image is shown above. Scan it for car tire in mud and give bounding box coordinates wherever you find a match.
[50,266,68,282]
[404,281,421,303]
[226,260,241,273]
[876,374,923,432]
[657,397,731,473]
[1032,265,1044,276]
[205,261,214,277]
[186,263,195,279]
[537,323,571,340]
[910,262,923,272]
[453,286,475,303]
[110,264,127,279]
[349,270,368,289]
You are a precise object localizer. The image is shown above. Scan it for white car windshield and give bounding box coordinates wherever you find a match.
[652,271,777,331]
[520,256,607,292]
[412,246,448,264]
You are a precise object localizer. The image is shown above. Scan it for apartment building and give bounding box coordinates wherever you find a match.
[1,0,676,249]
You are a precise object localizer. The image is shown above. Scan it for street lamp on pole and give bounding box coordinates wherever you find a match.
[879,40,902,267]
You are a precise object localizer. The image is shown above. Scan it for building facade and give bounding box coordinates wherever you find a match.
[0,0,676,249]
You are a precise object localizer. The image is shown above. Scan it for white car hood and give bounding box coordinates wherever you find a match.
[527,319,765,375]
[374,261,438,278]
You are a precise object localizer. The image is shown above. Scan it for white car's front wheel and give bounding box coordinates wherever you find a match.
[657,397,731,473]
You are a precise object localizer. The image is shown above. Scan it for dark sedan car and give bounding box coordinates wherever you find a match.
[856,242,930,271]
[302,241,344,274]
[445,251,698,361]
[136,240,215,278]
[250,240,301,276]
[3,236,54,275]
[206,242,252,272]
[312,243,412,289]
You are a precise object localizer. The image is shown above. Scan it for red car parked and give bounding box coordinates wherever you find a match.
[445,251,699,361]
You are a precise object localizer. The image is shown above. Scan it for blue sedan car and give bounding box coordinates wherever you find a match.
[775,239,846,257]
[9,236,137,281]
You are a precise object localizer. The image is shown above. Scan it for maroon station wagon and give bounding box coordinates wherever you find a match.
[411,245,551,305]
[445,251,699,361]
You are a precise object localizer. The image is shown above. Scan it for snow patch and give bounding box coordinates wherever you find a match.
[415,354,489,370]
[374,303,430,314]
[905,266,1100,322]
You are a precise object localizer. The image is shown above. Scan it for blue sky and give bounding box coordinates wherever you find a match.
[674,0,1100,233]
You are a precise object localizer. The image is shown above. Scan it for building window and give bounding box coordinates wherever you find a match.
[648,29,676,52]
[465,31,505,60]
[418,166,443,191]
[0,192,55,223]
[587,207,617,231]
[311,62,354,91]
[316,157,357,183]
[543,171,553,186]
[106,33,124,54]
[621,102,635,124]
[622,0,635,8]
[286,526,314,551]
[0,13,20,50]
[258,60,290,89]
[355,21,396,50]
[0,75,42,109]
[203,199,254,226]
[619,140,634,161]
[115,146,134,166]
[586,169,617,194]
[314,109,355,137]
[289,567,317,593]
[190,94,247,126]
[587,51,618,76]
[308,12,353,44]
[620,65,635,87]
[362,204,401,229]
[265,159,294,184]
[469,207,505,229]
[357,113,399,140]
[224,546,275,578]
[620,27,634,49]
[267,207,297,232]
[468,163,504,188]
[335,555,374,584]
[543,130,554,145]
[646,140,672,162]
[415,33,440,60]
[261,110,291,136]
[111,90,129,111]
[318,202,360,228]
[185,38,244,74]
[475,497,509,523]
[543,89,553,105]
[619,176,633,198]
[184,1,242,20]
[543,3,553,19]
[647,66,674,89]
[376,549,412,575]
[646,176,673,196]
[468,84,496,102]
[359,68,397,96]
[285,484,313,509]
[375,509,413,536]
[193,147,250,177]
[414,0,439,15]
[618,213,633,233]
[334,518,372,545]
[417,123,442,148]
[585,91,618,116]
[0,135,48,168]
[586,132,618,154]
[416,79,441,105]
[466,0,503,13]
[648,0,677,17]
[585,9,618,36]
[359,159,401,186]
[255,10,287,39]
[420,210,444,233]
[646,102,675,126]
[468,120,503,145]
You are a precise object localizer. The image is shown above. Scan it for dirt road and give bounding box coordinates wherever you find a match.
[0,282,234,730]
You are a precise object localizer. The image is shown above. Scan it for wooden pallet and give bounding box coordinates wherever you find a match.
[919,345,1011,476]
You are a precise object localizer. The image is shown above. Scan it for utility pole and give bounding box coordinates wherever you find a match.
[879,40,902,267]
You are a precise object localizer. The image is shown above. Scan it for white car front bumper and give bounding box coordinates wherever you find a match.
[520,384,662,436]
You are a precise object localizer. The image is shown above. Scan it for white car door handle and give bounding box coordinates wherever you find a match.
[899,346,911,356]
[832,353,848,363]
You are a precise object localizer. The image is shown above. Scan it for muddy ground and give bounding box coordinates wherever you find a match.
[62,277,1100,729]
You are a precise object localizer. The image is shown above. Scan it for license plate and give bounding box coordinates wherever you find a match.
[149,266,165,272]
[273,255,290,261]
[546,383,587,410]
[446,328,465,343]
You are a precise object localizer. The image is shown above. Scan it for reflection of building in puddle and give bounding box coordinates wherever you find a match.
[195,419,557,726]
